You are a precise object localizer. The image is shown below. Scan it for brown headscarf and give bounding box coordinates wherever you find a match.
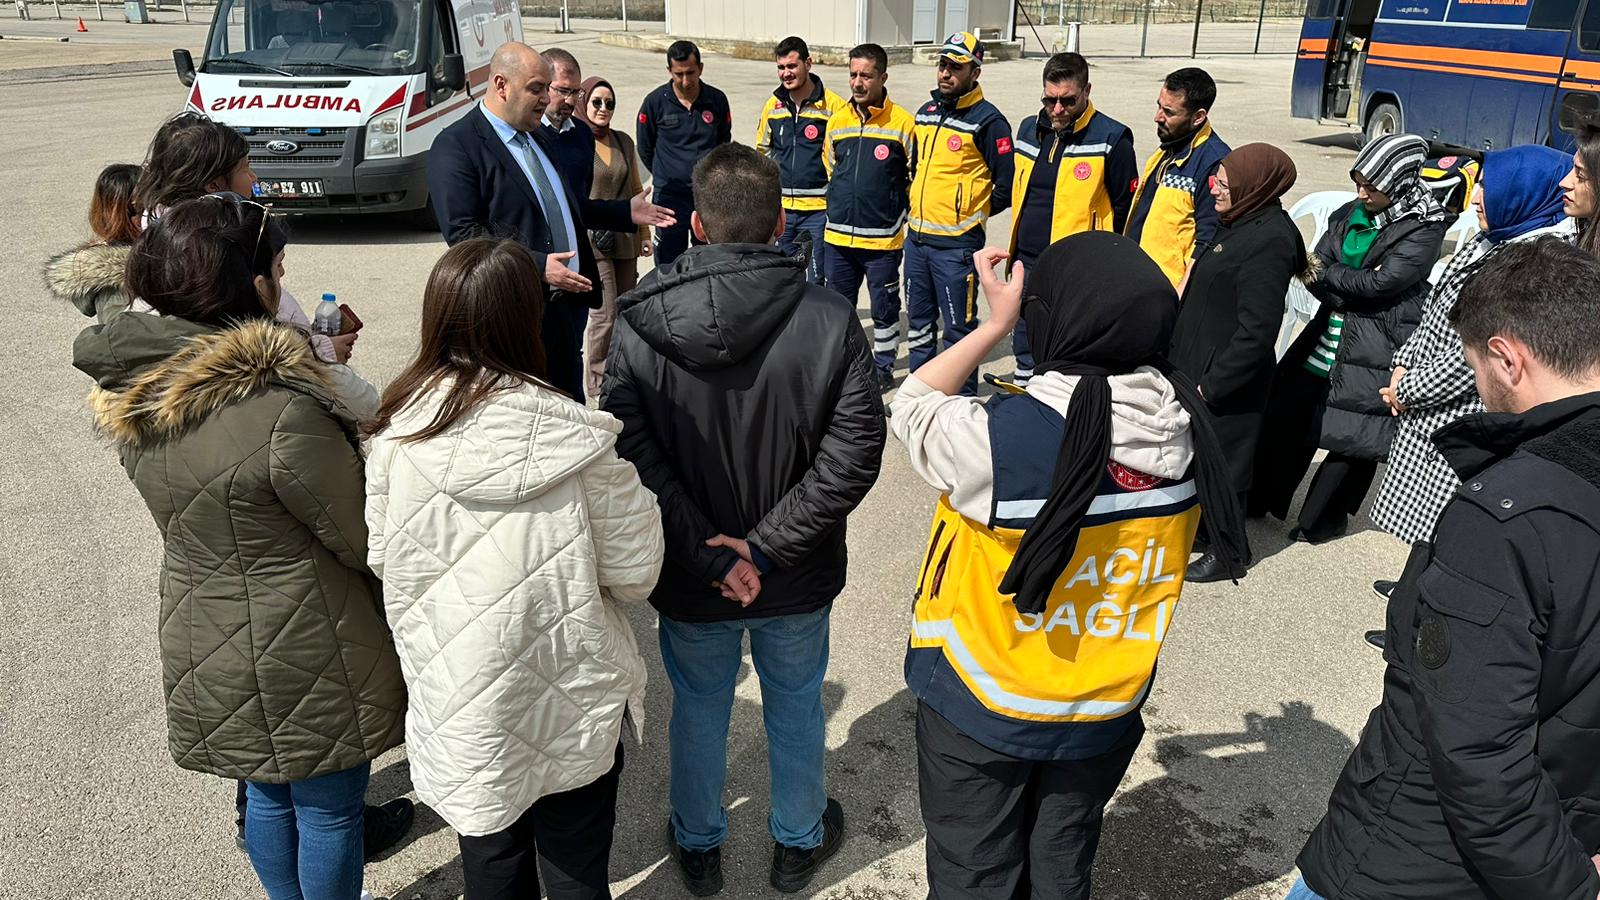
[1217,143,1297,224]
[575,76,615,141]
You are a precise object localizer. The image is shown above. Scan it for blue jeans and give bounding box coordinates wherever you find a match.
[1285,876,1326,900]
[778,209,829,285]
[658,607,831,852]
[245,762,371,900]
[905,239,979,395]
[826,245,905,376]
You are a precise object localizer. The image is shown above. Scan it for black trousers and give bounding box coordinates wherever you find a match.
[1251,364,1376,538]
[458,742,624,900]
[917,703,1137,900]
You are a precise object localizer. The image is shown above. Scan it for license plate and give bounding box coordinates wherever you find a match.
[254,179,325,199]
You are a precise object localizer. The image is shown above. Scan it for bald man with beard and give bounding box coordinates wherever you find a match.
[426,41,674,400]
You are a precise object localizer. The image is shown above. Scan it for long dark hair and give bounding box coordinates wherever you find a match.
[133,112,251,213]
[124,195,288,326]
[1576,126,1600,255]
[89,163,143,245]
[368,238,554,443]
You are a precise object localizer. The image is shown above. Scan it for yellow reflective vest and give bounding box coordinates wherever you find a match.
[906,391,1199,758]
[1123,122,1231,288]
[908,85,1015,249]
[1005,102,1137,262]
[823,96,917,251]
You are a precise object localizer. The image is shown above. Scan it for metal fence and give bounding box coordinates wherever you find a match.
[1014,0,1308,58]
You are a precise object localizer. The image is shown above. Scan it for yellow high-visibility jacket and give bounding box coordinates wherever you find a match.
[908,85,1014,249]
[756,75,850,213]
[823,95,917,251]
[1124,122,1231,288]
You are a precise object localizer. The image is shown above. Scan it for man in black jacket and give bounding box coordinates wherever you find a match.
[1293,237,1600,900]
[602,142,885,897]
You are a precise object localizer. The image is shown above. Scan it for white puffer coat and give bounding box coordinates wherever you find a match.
[365,380,663,837]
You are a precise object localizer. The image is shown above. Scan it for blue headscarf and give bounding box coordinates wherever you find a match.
[1481,145,1570,243]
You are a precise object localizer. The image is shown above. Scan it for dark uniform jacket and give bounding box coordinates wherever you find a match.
[1299,394,1600,900]
[600,244,886,622]
[1168,204,1305,493]
[635,81,733,194]
[1295,202,1446,462]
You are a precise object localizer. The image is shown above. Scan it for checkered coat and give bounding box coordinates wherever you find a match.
[1370,219,1576,543]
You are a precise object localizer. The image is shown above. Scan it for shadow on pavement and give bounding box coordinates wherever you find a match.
[1092,700,1352,900]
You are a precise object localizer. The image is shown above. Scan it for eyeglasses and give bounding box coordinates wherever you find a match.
[1041,96,1077,110]
[590,97,616,110]
[1209,176,1231,196]
[550,84,581,100]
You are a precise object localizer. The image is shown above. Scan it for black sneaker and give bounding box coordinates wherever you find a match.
[1372,580,1397,601]
[1364,630,1386,651]
[235,815,247,853]
[363,799,415,861]
[668,820,723,897]
[770,797,844,894]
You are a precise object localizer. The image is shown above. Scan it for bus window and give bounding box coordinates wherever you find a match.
[1530,0,1581,30]
[1583,0,1600,50]
[1305,0,1336,18]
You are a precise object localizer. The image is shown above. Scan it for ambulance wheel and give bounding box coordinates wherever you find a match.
[1362,102,1402,147]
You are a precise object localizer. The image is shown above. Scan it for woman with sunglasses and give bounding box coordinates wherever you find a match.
[45,163,143,325]
[574,76,652,398]
[72,195,407,900]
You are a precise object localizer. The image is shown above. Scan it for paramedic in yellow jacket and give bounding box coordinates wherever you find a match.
[823,42,917,394]
[906,32,1015,396]
[888,232,1247,900]
[1124,67,1231,290]
[1006,51,1136,387]
[757,35,849,285]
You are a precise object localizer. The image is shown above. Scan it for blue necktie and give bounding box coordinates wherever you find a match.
[515,132,571,255]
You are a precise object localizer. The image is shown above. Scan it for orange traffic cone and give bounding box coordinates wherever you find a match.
[76,16,88,31]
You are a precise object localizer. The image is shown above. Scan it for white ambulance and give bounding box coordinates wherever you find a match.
[173,0,522,224]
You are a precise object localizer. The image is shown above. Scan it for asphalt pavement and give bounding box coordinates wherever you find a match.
[0,23,1400,900]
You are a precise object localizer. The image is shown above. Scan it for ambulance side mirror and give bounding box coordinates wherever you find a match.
[174,48,197,87]
[441,53,466,93]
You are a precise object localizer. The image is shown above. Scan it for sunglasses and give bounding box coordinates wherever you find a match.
[590,97,616,110]
[1041,96,1079,110]
[204,192,276,269]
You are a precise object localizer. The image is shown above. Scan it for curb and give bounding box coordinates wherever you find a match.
[0,57,170,82]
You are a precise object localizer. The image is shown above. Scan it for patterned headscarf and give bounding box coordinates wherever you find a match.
[1351,133,1448,228]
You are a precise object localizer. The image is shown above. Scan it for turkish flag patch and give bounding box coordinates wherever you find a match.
[1107,461,1164,491]
[996,136,1012,155]
[1131,178,1140,192]
[638,112,648,124]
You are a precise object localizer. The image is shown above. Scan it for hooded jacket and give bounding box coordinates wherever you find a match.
[365,381,663,836]
[1299,394,1600,900]
[601,243,886,622]
[890,370,1199,760]
[73,313,406,783]
[45,242,133,323]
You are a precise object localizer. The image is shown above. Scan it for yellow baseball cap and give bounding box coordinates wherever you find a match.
[938,31,985,65]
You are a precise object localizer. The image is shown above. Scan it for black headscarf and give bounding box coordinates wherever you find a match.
[999,233,1250,614]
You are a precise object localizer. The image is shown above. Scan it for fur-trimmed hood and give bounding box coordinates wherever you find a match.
[75,315,334,449]
[45,242,132,320]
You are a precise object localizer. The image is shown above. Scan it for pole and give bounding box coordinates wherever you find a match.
[1139,0,1150,57]
[621,0,627,30]
[96,0,104,19]
[1190,0,1203,58]
[1253,0,1267,53]
[1057,0,1063,25]
[179,0,188,22]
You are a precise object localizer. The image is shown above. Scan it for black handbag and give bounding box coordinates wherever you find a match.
[588,140,632,257]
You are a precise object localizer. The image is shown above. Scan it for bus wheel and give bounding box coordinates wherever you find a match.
[1363,102,1402,147]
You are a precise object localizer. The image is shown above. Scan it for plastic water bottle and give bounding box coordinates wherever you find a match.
[313,292,341,336]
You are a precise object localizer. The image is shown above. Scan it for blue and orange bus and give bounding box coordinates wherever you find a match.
[1291,0,1600,149]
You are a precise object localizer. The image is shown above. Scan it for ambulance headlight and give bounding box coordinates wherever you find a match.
[365,108,402,159]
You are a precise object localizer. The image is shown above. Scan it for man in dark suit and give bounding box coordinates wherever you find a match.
[427,41,674,400]
[539,47,594,198]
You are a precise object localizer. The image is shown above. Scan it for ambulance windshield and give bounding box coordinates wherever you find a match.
[205,0,426,75]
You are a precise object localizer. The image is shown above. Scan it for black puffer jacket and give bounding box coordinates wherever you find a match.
[601,243,886,622]
[1299,394,1600,900]
[1293,201,1447,460]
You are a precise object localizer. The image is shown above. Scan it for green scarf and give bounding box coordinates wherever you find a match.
[1305,205,1379,377]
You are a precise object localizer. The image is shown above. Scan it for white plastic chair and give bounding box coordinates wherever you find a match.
[1428,211,1481,284]
[1277,190,1357,359]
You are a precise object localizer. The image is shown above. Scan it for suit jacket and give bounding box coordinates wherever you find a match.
[428,104,633,397]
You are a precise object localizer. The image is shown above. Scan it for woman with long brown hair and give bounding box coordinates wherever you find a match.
[1560,124,1600,254]
[364,238,664,900]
